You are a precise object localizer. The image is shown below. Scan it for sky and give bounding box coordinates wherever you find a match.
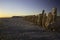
[0,0,60,17]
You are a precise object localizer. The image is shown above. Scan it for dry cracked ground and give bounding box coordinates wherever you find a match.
[0,17,60,40]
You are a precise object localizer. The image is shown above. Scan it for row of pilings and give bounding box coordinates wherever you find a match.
[24,8,57,31]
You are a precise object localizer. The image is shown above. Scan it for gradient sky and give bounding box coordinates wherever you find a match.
[0,0,60,17]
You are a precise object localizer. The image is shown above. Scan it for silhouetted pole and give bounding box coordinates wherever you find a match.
[42,10,45,15]
[41,10,45,27]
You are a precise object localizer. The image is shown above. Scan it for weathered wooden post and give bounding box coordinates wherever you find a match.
[45,8,57,31]
[48,12,53,24]
[41,10,45,27]
[45,12,53,30]
[37,14,42,26]
[37,10,45,26]
[52,8,57,23]
[42,13,47,28]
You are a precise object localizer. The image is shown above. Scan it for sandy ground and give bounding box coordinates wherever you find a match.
[0,18,60,40]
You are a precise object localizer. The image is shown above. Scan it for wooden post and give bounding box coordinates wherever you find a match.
[52,8,57,23]
[42,13,47,28]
